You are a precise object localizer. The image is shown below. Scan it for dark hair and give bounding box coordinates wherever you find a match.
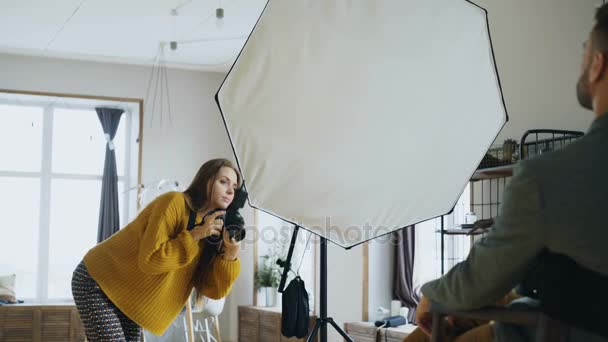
[183,158,241,211]
[183,158,241,304]
[592,3,608,51]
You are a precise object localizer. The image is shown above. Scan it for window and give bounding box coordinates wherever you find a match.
[0,92,140,302]
[255,210,316,312]
[0,177,41,299]
[413,184,473,293]
[413,175,511,296]
[0,104,43,172]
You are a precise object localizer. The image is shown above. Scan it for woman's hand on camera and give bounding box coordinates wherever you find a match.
[190,210,225,241]
[221,230,241,261]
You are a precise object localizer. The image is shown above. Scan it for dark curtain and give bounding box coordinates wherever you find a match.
[96,107,124,243]
[393,225,418,322]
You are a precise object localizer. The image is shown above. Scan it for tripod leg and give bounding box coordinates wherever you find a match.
[327,318,354,342]
[307,318,323,342]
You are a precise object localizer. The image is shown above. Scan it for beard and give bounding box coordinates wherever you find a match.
[576,68,593,110]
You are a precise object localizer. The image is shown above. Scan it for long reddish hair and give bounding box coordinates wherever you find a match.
[183,159,241,304]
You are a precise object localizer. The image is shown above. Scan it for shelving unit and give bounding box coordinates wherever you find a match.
[437,228,490,236]
[437,129,584,274]
[470,164,514,181]
[438,165,511,274]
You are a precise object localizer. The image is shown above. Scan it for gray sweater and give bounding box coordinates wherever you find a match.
[421,114,608,342]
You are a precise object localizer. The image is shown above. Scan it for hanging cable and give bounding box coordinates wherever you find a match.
[163,54,173,125]
[144,43,174,128]
[44,0,88,52]
[144,45,161,126]
[174,0,195,12]
[296,230,313,275]
[159,48,164,128]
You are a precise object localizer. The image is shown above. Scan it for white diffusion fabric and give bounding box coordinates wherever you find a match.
[217,0,506,248]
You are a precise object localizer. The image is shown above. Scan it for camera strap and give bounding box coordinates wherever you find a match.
[187,209,196,231]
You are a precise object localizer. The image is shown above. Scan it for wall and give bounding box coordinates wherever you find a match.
[478,0,598,142]
[324,242,364,342]
[367,238,394,323]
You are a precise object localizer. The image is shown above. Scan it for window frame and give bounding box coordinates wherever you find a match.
[0,89,142,302]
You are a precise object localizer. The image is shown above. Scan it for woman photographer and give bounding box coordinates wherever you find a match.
[71,158,243,341]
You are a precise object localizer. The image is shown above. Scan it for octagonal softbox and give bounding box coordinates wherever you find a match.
[216,0,507,248]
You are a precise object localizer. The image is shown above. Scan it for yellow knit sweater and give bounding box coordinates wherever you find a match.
[83,192,240,335]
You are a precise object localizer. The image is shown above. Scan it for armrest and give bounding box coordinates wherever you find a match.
[429,304,540,342]
[430,306,540,326]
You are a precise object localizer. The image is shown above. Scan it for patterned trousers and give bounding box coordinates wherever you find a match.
[72,261,142,342]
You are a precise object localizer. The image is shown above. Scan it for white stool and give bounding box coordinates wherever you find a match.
[184,294,225,342]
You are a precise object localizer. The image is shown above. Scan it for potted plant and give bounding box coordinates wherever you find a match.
[255,244,285,307]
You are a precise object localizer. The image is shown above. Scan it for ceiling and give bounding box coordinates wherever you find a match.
[0,0,267,72]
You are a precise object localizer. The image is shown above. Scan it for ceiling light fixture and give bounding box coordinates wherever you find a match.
[170,8,179,50]
[216,2,225,29]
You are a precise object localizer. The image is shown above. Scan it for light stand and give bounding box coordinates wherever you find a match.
[277,226,354,342]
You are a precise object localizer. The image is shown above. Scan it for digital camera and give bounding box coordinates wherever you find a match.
[204,184,247,245]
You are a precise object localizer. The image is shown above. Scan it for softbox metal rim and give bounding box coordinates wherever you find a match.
[214,0,508,249]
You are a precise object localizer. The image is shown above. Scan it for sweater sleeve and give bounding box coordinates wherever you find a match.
[137,193,201,274]
[421,162,545,310]
[202,257,241,299]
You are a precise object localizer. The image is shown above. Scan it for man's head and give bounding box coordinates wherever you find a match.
[577,4,608,112]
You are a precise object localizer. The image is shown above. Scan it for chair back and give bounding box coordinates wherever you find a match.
[539,251,608,338]
[191,294,226,317]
